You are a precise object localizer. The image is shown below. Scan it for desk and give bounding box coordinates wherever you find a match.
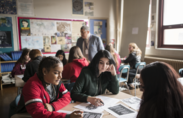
[11,92,137,118]
[15,75,25,95]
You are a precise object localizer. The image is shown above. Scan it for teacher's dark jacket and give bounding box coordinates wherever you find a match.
[71,67,119,102]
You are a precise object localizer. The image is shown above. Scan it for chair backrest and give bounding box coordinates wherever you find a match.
[118,65,130,81]
[15,94,21,106]
[135,62,146,75]
[179,68,183,77]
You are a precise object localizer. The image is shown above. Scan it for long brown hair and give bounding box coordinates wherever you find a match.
[105,44,118,67]
[68,46,84,63]
[137,62,183,118]
[129,43,142,56]
[16,48,30,65]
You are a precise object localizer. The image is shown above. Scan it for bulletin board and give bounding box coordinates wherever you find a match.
[17,17,87,54]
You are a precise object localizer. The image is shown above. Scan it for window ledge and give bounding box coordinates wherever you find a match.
[155,47,183,51]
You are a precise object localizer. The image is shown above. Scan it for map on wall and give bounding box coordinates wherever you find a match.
[30,20,56,36]
[21,36,43,49]
[0,0,17,14]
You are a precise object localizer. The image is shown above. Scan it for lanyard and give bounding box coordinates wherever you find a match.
[84,36,91,49]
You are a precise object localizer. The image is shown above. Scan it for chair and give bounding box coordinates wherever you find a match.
[118,65,131,94]
[133,62,146,96]
[179,68,183,77]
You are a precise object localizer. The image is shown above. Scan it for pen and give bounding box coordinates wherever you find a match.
[100,101,104,105]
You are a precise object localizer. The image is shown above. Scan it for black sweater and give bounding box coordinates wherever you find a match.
[22,56,42,82]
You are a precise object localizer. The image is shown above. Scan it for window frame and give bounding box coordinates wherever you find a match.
[158,0,183,49]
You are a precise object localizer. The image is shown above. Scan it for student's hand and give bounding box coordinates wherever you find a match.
[70,111,83,118]
[87,96,104,106]
[44,103,53,112]
[106,64,116,76]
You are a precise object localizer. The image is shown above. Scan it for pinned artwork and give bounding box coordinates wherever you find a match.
[57,37,66,45]
[72,0,83,15]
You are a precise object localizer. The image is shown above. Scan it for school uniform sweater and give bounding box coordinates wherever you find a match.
[62,58,89,83]
[22,56,42,82]
[11,62,27,77]
[71,67,119,102]
[17,73,71,118]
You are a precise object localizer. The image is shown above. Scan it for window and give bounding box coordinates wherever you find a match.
[158,0,183,49]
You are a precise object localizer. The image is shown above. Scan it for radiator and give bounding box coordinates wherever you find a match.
[144,56,183,72]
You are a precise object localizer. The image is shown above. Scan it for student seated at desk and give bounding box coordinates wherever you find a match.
[121,43,141,89]
[11,48,30,77]
[71,50,119,106]
[137,62,183,118]
[55,50,67,66]
[62,46,89,83]
[105,44,121,75]
[16,57,83,118]
[22,49,42,82]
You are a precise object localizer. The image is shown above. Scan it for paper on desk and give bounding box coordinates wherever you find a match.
[104,104,137,118]
[16,75,24,79]
[121,97,141,110]
[74,96,120,113]
[57,110,72,114]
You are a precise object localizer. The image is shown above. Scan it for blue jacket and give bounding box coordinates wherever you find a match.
[76,35,104,61]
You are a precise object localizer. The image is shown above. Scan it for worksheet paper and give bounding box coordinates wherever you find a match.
[74,96,120,113]
[121,97,141,110]
[16,75,24,79]
[57,110,103,118]
[104,104,137,118]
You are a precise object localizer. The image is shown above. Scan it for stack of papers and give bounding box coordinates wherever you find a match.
[74,96,120,113]
[121,97,141,110]
[2,74,15,83]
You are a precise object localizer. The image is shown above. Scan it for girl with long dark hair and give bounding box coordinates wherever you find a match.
[55,50,67,66]
[137,62,183,118]
[71,50,119,106]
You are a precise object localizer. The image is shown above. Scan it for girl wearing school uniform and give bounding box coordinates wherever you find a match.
[17,57,83,118]
[55,50,67,66]
[11,48,30,77]
[71,50,119,106]
[137,62,183,118]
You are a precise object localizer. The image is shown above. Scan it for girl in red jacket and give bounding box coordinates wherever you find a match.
[62,46,89,83]
[11,48,30,77]
[16,56,83,118]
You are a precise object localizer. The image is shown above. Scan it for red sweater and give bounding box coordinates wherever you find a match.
[22,74,71,118]
[62,58,89,83]
[11,62,27,77]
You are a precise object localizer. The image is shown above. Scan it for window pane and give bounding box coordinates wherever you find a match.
[164,28,183,45]
[164,0,183,25]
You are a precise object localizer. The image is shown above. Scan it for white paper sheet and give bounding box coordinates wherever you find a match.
[121,97,141,110]
[74,96,120,113]
[57,110,72,114]
[16,75,24,79]
[104,104,137,118]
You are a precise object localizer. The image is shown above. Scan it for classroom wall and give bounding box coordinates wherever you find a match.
[145,0,183,60]
[0,0,116,52]
[119,0,150,61]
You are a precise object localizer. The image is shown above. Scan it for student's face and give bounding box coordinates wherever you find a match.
[98,57,110,74]
[128,45,133,52]
[81,29,89,39]
[25,53,30,61]
[22,21,28,28]
[57,55,64,61]
[43,63,63,85]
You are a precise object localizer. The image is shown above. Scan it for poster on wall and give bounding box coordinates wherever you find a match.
[72,0,83,15]
[30,20,56,36]
[0,31,12,48]
[94,21,102,37]
[84,2,94,16]
[20,19,31,36]
[17,0,34,16]
[72,21,84,42]
[0,17,12,27]
[21,36,43,49]
[0,0,17,14]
